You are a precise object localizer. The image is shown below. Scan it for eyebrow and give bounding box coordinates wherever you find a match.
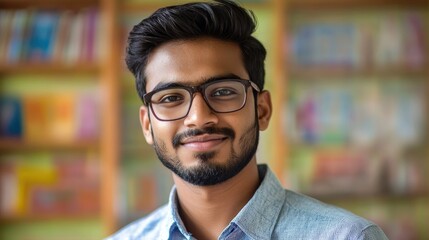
[150,74,243,92]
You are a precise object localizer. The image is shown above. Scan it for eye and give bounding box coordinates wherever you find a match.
[151,88,189,106]
[211,88,237,97]
[158,94,184,104]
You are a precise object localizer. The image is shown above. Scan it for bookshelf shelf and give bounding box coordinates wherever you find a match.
[288,0,428,9]
[0,138,99,151]
[0,214,100,223]
[120,1,273,13]
[0,63,101,75]
[0,0,99,10]
[289,67,428,78]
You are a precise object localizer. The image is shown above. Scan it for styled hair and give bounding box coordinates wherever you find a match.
[125,0,267,102]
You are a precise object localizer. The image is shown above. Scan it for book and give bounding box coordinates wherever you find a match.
[290,23,358,68]
[15,153,57,215]
[64,11,85,64]
[373,14,403,68]
[403,13,426,69]
[0,159,18,215]
[22,95,50,142]
[6,10,29,63]
[26,11,60,62]
[76,92,100,140]
[0,10,13,62]
[52,11,73,62]
[48,93,76,141]
[0,152,100,216]
[0,96,23,138]
[80,8,98,62]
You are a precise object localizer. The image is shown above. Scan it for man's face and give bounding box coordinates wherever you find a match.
[139,37,270,186]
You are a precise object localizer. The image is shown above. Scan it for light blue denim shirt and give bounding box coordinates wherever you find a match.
[106,164,388,240]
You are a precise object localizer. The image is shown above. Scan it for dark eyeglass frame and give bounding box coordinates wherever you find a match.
[143,78,261,121]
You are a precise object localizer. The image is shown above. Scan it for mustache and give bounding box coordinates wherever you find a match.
[172,127,235,148]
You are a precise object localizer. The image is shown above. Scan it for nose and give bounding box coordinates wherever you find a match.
[183,93,219,128]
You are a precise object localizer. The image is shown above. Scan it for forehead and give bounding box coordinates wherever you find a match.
[144,38,249,92]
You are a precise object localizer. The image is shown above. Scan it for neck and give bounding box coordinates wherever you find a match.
[173,159,260,240]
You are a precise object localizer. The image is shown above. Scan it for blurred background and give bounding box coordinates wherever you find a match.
[0,0,427,239]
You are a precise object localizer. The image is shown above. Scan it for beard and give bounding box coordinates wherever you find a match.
[151,120,259,186]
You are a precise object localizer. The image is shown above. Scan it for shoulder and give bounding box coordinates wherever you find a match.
[105,204,171,240]
[273,190,388,239]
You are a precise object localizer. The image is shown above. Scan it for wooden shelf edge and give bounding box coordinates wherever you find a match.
[0,213,101,223]
[0,0,99,10]
[288,0,429,9]
[289,66,428,78]
[0,138,100,151]
[120,1,273,13]
[0,63,101,75]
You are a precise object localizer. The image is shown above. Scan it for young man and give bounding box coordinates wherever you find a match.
[107,1,388,239]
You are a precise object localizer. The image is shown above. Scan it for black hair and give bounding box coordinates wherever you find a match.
[126,0,267,102]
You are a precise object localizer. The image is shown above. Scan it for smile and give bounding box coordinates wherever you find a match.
[180,134,229,151]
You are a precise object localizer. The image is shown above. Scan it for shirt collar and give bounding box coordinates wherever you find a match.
[164,185,193,239]
[231,164,286,240]
[166,164,285,240]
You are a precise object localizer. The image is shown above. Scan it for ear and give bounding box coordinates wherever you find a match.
[139,105,153,145]
[257,90,272,131]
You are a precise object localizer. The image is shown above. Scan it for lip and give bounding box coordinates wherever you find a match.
[180,134,228,151]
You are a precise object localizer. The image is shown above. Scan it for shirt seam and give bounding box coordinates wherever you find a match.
[356,224,381,240]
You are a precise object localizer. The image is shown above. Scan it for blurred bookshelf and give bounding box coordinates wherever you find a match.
[0,0,428,240]
[0,0,117,239]
[282,1,429,239]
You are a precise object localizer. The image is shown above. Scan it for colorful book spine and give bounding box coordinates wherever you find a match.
[49,93,76,141]
[52,10,73,62]
[80,8,98,62]
[75,92,100,140]
[0,10,13,62]
[0,152,100,216]
[22,95,50,142]
[1,8,100,64]
[7,10,28,62]
[0,96,23,138]
[289,11,427,70]
[13,92,99,142]
[26,11,60,62]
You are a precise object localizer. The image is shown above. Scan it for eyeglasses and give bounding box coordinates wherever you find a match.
[143,78,260,121]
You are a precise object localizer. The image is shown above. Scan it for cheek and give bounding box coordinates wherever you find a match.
[228,106,256,142]
[151,122,177,146]
[242,99,257,123]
